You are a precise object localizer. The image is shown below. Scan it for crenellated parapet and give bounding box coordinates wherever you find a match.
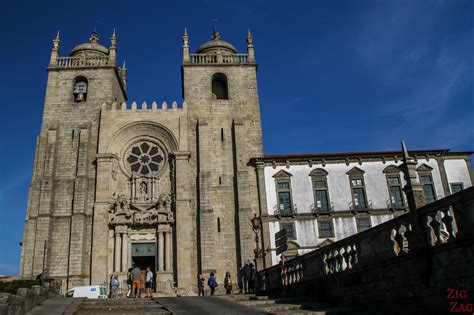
[101,101,187,111]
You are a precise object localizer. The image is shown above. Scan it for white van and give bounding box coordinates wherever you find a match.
[64,285,107,299]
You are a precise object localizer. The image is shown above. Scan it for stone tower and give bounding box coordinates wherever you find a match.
[182,29,263,276]
[20,28,263,293]
[19,31,127,289]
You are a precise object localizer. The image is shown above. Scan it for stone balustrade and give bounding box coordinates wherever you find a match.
[189,53,250,64]
[257,186,474,297]
[56,56,110,68]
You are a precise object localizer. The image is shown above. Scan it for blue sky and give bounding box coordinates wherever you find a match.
[0,0,472,275]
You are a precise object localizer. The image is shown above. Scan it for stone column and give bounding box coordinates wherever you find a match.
[91,153,117,285]
[121,232,128,272]
[158,232,164,271]
[165,230,172,271]
[174,151,193,288]
[114,232,121,272]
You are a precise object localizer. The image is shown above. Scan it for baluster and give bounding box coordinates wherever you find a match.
[429,212,442,246]
[343,246,351,269]
[440,207,456,241]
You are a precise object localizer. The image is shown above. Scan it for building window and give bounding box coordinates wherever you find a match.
[356,217,371,232]
[277,182,292,214]
[280,223,296,240]
[73,76,88,102]
[310,168,331,213]
[417,164,436,204]
[273,170,294,216]
[383,165,404,209]
[318,220,334,238]
[450,183,464,194]
[347,167,368,210]
[127,142,164,175]
[212,73,228,99]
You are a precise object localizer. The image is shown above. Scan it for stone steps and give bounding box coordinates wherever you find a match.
[220,294,357,315]
[74,297,171,315]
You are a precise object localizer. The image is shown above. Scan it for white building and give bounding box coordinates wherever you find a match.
[252,149,473,266]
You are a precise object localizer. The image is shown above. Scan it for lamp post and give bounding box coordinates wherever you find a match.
[251,214,265,270]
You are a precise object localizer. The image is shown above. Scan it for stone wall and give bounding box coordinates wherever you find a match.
[0,281,60,315]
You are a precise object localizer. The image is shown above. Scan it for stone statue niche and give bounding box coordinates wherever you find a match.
[129,175,159,204]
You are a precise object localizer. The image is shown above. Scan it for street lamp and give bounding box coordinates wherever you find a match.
[251,214,265,262]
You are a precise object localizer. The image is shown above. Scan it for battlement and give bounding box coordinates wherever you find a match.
[102,101,187,111]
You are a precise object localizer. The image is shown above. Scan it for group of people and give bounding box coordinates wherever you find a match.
[238,261,257,294]
[196,262,257,296]
[109,265,154,298]
[197,271,233,296]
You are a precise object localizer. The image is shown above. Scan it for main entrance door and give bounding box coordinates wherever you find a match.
[131,243,156,291]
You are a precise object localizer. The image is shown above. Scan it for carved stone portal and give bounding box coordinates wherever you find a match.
[109,192,174,226]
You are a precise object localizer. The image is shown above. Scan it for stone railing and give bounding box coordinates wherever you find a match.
[189,53,249,64]
[56,56,110,68]
[257,186,474,293]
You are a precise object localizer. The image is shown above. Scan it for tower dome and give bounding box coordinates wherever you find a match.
[70,32,109,57]
[196,30,237,54]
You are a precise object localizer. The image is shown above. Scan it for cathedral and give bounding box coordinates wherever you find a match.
[20,29,473,293]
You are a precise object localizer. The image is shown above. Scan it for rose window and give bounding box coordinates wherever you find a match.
[126,142,164,175]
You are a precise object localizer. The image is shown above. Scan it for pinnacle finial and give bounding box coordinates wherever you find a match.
[212,27,220,40]
[90,31,99,43]
[112,28,116,37]
[248,28,252,36]
[401,140,410,161]
[122,60,126,68]
[184,27,188,36]
[55,30,60,40]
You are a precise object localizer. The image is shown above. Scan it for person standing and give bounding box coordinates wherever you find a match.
[131,266,141,298]
[197,273,205,296]
[126,268,133,297]
[249,264,256,293]
[207,272,218,296]
[36,268,49,286]
[110,275,119,298]
[224,271,232,294]
[243,262,251,294]
[145,267,153,298]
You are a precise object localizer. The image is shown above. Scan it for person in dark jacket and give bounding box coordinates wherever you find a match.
[249,264,256,293]
[243,262,251,293]
[208,272,218,295]
[197,273,205,296]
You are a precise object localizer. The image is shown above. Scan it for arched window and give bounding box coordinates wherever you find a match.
[73,76,88,102]
[211,73,228,99]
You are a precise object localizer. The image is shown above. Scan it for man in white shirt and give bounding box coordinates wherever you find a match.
[145,266,154,298]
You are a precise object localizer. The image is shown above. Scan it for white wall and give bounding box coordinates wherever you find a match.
[445,159,472,192]
[263,156,472,266]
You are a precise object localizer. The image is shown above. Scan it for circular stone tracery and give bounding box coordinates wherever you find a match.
[126,142,164,176]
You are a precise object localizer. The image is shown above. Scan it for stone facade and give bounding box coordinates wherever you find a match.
[19,28,473,296]
[20,29,262,293]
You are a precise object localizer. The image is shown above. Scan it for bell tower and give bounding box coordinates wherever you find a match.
[182,29,263,277]
[20,31,127,289]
